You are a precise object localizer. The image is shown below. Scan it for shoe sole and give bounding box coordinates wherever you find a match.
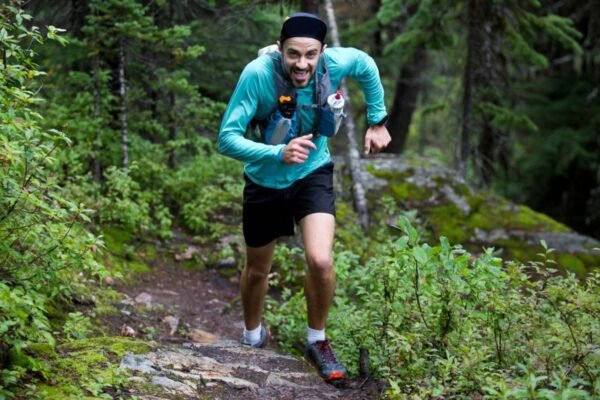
[304,355,348,381]
[324,371,347,381]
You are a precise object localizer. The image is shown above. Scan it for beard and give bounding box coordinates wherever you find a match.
[289,67,313,88]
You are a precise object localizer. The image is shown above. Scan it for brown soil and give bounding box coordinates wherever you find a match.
[101,253,385,400]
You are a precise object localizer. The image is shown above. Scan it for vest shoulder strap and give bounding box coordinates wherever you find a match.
[250,51,335,139]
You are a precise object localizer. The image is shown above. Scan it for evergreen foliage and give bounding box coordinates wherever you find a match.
[0,5,108,395]
[1,0,598,397]
[365,0,598,236]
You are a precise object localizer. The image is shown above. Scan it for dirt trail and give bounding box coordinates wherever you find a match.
[105,258,383,399]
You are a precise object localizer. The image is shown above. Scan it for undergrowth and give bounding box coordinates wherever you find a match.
[266,217,599,399]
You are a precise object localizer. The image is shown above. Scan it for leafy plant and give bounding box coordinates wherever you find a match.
[268,217,599,398]
[62,312,93,341]
[0,5,108,394]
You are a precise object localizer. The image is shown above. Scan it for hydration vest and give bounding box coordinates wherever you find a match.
[249,50,338,145]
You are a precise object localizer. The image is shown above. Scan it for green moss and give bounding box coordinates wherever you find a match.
[577,252,600,270]
[467,191,488,210]
[101,227,133,257]
[93,304,120,316]
[516,205,571,232]
[219,267,239,278]
[62,337,154,357]
[490,237,599,275]
[389,181,430,202]
[35,383,110,400]
[366,165,412,181]
[334,200,366,251]
[454,183,472,198]
[423,203,470,244]
[556,253,587,276]
[127,260,150,274]
[139,243,158,261]
[494,238,542,264]
[181,258,206,270]
[16,337,153,399]
[466,197,571,233]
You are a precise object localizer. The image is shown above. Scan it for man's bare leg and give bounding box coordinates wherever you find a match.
[241,240,276,330]
[300,213,335,330]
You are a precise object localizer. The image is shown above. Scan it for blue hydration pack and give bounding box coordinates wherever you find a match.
[249,51,341,145]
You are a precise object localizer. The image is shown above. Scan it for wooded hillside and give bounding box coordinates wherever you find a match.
[1,1,598,398]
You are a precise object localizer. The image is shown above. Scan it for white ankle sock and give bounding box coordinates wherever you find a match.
[243,324,262,345]
[307,327,325,344]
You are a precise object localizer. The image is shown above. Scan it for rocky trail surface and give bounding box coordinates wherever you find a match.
[104,259,382,400]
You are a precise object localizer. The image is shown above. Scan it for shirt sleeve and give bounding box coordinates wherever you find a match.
[326,47,387,126]
[217,59,284,164]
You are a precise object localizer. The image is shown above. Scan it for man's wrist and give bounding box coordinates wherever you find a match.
[370,115,388,127]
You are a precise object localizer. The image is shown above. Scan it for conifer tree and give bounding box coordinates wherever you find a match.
[378,0,581,184]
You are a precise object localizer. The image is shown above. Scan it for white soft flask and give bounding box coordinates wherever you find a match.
[327,90,345,136]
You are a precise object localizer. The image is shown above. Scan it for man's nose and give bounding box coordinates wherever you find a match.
[296,56,308,69]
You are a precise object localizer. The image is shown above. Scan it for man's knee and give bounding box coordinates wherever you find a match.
[306,254,333,275]
[244,262,271,283]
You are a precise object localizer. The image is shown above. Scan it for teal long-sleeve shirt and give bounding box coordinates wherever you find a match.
[217,46,387,189]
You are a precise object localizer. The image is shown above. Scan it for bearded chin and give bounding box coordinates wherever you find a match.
[290,69,311,88]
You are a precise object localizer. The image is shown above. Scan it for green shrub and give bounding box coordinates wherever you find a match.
[0,6,108,395]
[268,217,599,398]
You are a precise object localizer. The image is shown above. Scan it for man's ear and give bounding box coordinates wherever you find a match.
[321,43,327,53]
[277,40,282,52]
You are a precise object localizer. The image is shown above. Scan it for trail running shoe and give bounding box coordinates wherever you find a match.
[240,325,270,348]
[305,339,348,381]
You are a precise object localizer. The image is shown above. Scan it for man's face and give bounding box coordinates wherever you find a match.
[279,37,324,88]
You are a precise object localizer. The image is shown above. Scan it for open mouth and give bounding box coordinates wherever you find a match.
[293,70,309,82]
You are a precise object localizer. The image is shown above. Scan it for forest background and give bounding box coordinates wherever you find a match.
[1,0,599,398]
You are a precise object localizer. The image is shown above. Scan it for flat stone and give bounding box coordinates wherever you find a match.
[135,292,153,307]
[119,353,158,374]
[121,340,342,399]
[189,328,218,344]
[151,376,197,396]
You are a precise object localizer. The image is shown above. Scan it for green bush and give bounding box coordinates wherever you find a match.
[0,6,108,395]
[168,139,244,240]
[267,217,599,398]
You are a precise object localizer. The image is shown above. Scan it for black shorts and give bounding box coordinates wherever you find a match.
[243,162,335,248]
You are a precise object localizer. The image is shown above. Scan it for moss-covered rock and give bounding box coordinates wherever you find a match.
[362,156,600,274]
[17,337,154,400]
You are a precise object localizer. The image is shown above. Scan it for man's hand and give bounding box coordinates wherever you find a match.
[364,125,391,155]
[281,134,317,164]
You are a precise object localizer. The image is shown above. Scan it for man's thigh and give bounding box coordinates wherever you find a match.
[299,213,335,264]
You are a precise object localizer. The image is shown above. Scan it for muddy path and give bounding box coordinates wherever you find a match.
[102,256,384,399]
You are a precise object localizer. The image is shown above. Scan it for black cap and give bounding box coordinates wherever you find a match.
[279,12,327,44]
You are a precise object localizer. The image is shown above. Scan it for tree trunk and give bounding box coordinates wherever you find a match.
[168,91,177,168]
[301,0,320,14]
[118,36,129,170]
[370,0,383,57]
[385,46,426,154]
[70,0,88,37]
[476,122,494,185]
[458,0,478,177]
[92,53,102,182]
[167,1,177,168]
[324,0,369,230]
[472,0,496,186]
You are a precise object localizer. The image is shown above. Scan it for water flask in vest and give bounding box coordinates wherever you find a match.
[265,95,297,145]
[319,90,345,137]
